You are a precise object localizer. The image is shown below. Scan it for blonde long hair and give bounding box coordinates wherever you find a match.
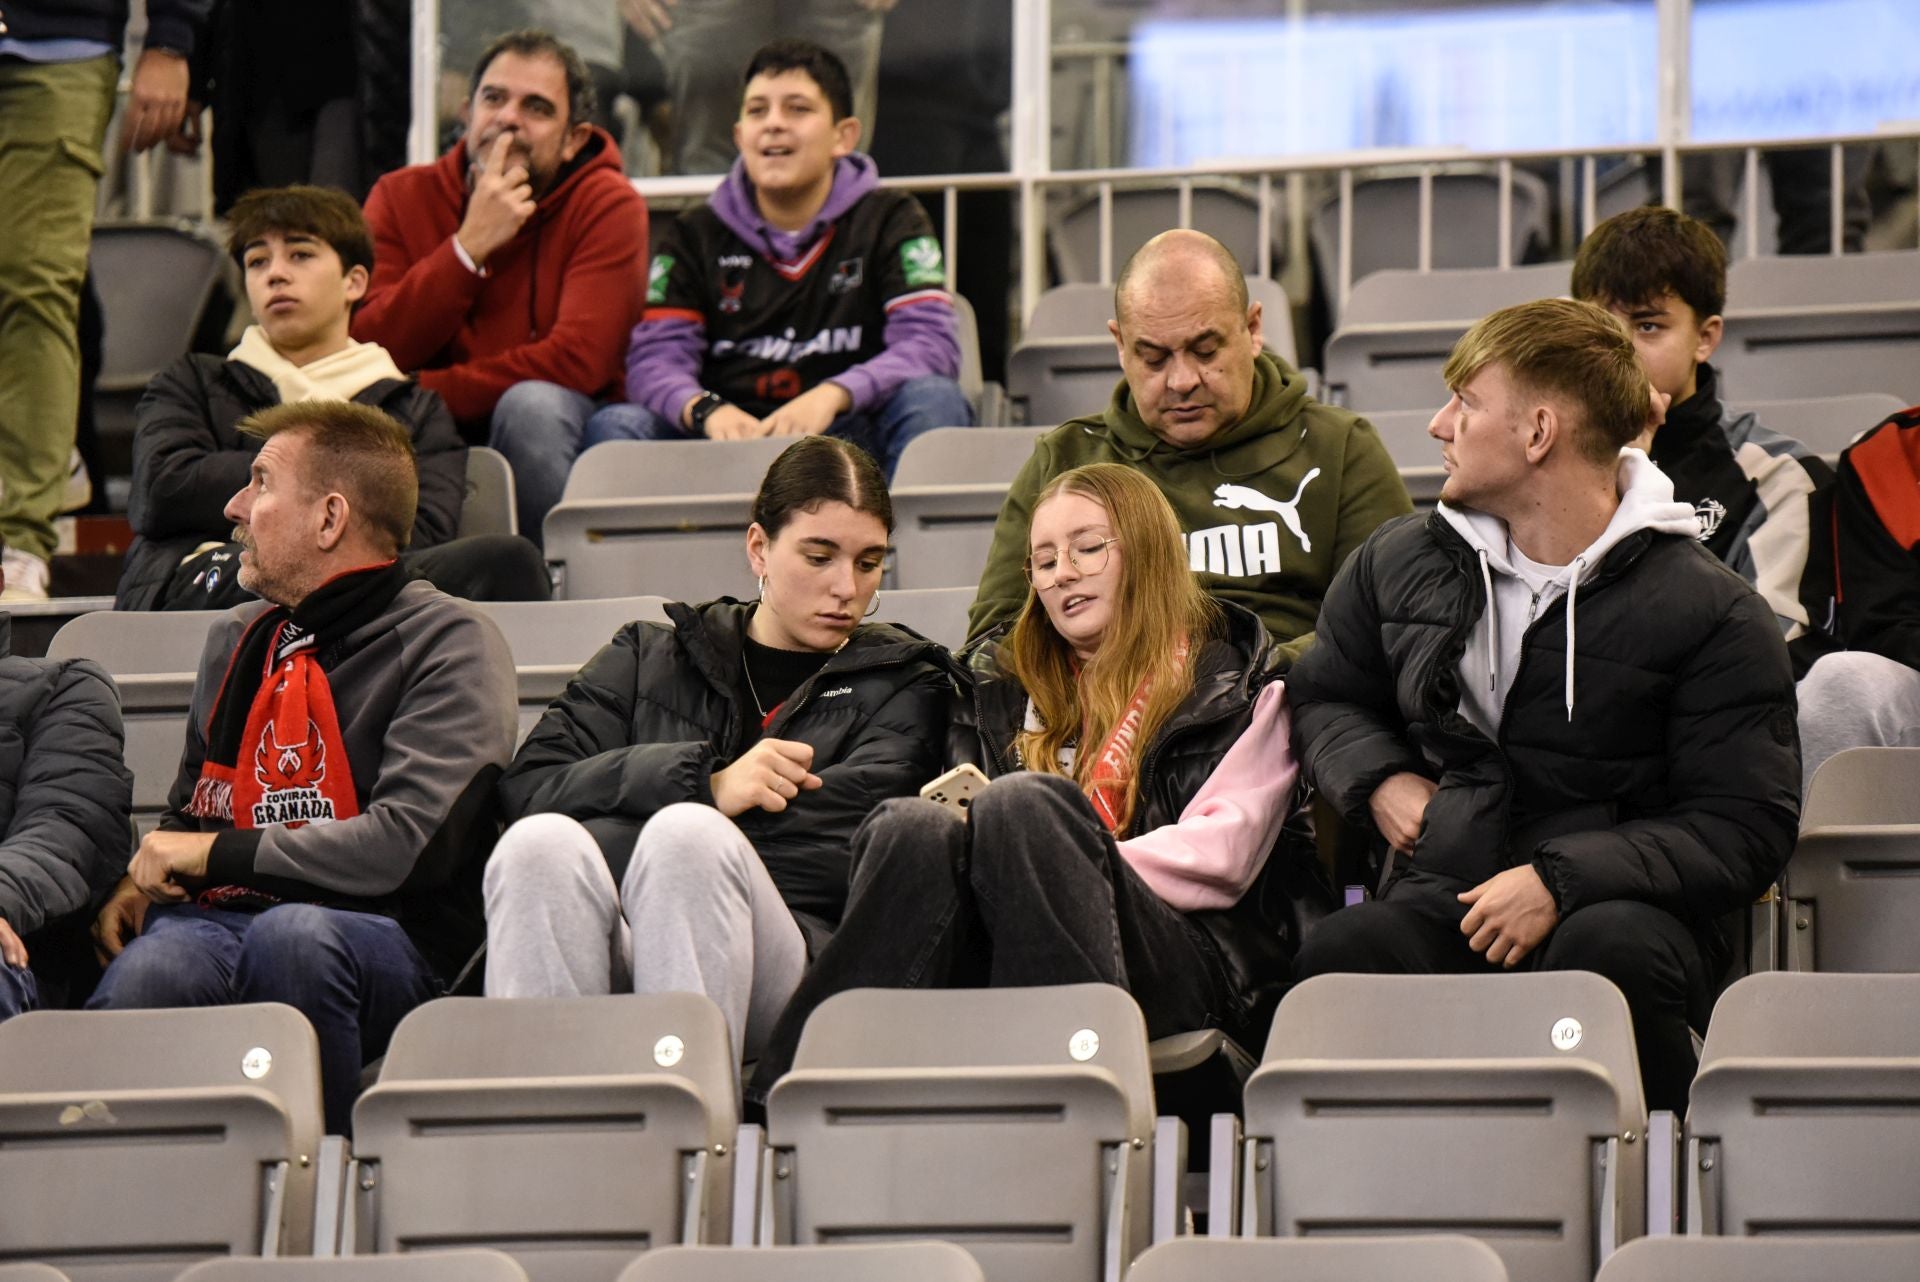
[1004,463,1221,832]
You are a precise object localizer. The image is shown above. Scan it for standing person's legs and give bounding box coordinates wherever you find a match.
[489,381,597,543]
[1796,651,1920,797]
[658,0,770,176]
[861,375,974,478]
[87,904,253,1009]
[748,795,975,1098]
[233,904,443,1135]
[484,812,634,997]
[622,803,808,1064]
[1529,900,1711,1115]
[1768,145,1872,255]
[0,54,119,583]
[965,772,1229,1039]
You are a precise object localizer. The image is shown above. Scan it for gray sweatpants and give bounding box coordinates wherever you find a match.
[482,804,808,1064]
[1797,651,1920,798]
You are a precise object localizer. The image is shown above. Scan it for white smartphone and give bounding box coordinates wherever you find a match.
[919,763,991,819]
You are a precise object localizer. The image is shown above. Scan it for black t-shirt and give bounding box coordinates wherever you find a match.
[736,636,834,748]
[646,189,949,416]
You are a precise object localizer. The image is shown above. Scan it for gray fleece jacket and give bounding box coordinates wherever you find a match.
[167,580,517,978]
[0,616,133,938]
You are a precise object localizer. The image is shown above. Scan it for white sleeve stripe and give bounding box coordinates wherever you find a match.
[884,289,953,312]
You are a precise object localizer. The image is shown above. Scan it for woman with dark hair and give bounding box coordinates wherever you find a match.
[749,462,1330,1095]
[483,436,956,1063]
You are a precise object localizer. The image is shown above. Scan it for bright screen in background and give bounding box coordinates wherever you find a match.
[1127,0,1912,167]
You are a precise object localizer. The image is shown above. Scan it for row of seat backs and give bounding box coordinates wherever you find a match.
[1324,252,1920,412]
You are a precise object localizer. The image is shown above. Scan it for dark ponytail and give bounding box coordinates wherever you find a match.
[751,436,893,537]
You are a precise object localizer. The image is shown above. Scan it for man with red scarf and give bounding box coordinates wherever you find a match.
[88,400,518,1135]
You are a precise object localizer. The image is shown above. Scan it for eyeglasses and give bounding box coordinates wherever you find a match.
[1024,536,1120,590]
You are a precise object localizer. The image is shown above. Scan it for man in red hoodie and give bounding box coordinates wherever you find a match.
[353,29,649,541]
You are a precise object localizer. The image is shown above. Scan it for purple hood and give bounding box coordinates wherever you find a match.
[710,154,881,262]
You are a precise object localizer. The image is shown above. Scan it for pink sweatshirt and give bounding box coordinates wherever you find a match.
[1116,681,1297,911]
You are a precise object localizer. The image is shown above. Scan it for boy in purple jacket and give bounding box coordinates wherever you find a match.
[594,37,971,475]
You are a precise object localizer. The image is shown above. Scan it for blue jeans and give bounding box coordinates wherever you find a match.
[489,381,647,546]
[88,902,441,1134]
[583,376,975,479]
[0,961,37,1020]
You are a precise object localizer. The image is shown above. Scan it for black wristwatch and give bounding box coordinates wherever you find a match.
[688,391,729,434]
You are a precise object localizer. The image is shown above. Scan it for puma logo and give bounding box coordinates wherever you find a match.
[1212,469,1321,553]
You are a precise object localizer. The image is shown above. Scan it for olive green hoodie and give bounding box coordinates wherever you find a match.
[967,351,1412,669]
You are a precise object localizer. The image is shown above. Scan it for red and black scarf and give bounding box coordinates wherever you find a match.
[187,562,407,843]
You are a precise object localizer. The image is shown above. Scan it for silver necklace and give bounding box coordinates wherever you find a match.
[742,631,851,719]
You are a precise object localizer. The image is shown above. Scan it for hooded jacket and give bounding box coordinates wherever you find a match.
[0,616,132,939]
[115,353,467,610]
[165,581,518,979]
[497,599,958,953]
[627,154,960,423]
[1287,457,1799,950]
[354,128,650,425]
[967,602,1335,1039]
[1651,363,1832,648]
[967,352,1412,667]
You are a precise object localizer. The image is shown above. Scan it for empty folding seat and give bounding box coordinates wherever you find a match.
[616,1242,985,1282]
[473,597,672,744]
[754,984,1162,1282]
[1237,972,1650,1282]
[871,587,973,650]
[1780,748,1920,972]
[176,1252,528,1281]
[1732,393,1907,456]
[460,447,520,538]
[47,607,226,836]
[1798,746,1920,829]
[1048,185,1285,292]
[889,426,1044,589]
[1596,1234,1920,1281]
[0,1004,324,1280]
[345,994,736,1282]
[1718,251,1920,403]
[1127,1234,1509,1282]
[1686,972,1920,1235]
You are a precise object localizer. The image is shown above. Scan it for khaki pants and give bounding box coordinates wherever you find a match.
[0,54,117,562]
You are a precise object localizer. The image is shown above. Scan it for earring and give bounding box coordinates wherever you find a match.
[864,589,881,618]
[757,574,767,599]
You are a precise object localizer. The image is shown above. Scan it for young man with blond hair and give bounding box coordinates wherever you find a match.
[1287,298,1800,1112]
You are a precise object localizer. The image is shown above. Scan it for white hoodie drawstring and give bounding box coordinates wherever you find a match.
[1565,555,1588,721]
[1477,549,1498,694]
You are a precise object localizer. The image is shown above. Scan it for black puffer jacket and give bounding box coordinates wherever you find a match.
[969,602,1334,1040]
[498,599,960,952]
[1289,510,1799,946]
[4,0,207,53]
[116,355,466,609]
[0,616,132,938]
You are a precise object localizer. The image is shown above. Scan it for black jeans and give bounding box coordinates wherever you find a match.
[749,772,1232,1098]
[1294,869,1711,1114]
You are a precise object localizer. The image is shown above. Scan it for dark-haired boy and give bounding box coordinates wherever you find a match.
[613,38,970,477]
[1571,206,1831,650]
[117,184,547,610]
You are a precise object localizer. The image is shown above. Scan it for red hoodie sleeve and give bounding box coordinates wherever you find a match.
[418,182,650,423]
[355,171,490,375]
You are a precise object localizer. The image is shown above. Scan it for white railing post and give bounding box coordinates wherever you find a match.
[409,0,440,167]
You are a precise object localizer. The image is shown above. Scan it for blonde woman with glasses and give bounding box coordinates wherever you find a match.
[749,462,1331,1099]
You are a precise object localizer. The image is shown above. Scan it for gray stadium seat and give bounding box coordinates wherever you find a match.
[0,1004,324,1279]
[47,607,226,836]
[1009,280,1297,429]
[755,984,1158,1282]
[544,440,793,601]
[460,447,519,538]
[1799,746,1920,829]
[1780,748,1920,971]
[1735,393,1908,455]
[1717,251,1920,403]
[1685,973,1920,1235]
[346,995,737,1281]
[889,426,1043,590]
[616,1243,985,1282]
[0,1268,73,1282]
[1127,1235,1510,1282]
[1596,1234,1920,1281]
[473,597,671,744]
[177,1253,529,1281]
[1048,185,1287,289]
[1320,262,1572,412]
[949,292,1009,426]
[1238,972,1648,1282]
[872,587,972,649]
[1311,171,1554,327]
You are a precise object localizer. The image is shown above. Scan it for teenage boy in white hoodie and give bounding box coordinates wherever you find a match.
[1286,298,1800,1112]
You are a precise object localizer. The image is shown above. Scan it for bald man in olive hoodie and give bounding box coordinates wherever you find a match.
[968,231,1412,667]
